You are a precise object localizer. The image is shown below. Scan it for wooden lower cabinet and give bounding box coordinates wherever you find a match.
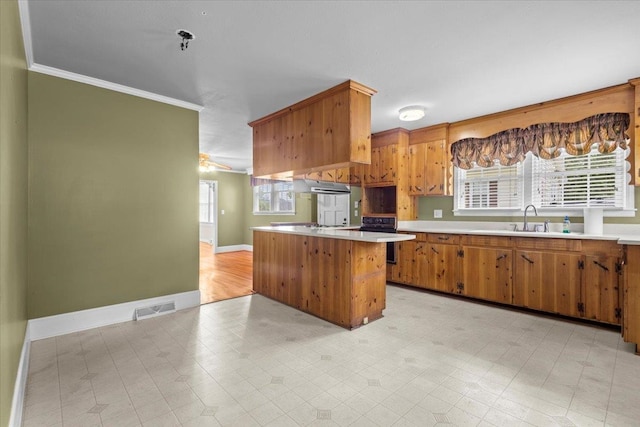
[461,246,512,304]
[389,233,626,328]
[254,231,387,329]
[424,242,459,293]
[582,245,623,324]
[513,250,582,317]
[623,246,640,353]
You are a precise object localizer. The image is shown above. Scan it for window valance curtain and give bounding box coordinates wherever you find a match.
[451,113,630,170]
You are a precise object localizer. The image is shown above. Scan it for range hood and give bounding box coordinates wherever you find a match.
[292,179,351,194]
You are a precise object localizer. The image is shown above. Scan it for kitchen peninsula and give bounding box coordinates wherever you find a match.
[252,226,415,329]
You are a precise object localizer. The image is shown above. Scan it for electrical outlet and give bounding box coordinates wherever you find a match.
[363,316,368,325]
[354,201,359,208]
[354,209,358,216]
[434,209,442,218]
[221,209,225,215]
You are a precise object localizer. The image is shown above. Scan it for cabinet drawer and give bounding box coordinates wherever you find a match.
[581,240,622,256]
[514,237,581,252]
[399,232,427,241]
[461,235,512,248]
[427,234,460,245]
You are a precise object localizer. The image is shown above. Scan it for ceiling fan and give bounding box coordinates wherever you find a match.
[199,153,231,171]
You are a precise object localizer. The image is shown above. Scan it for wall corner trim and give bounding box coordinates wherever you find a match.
[8,327,31,427]
[28,290,201,341]
[28,63,204,112]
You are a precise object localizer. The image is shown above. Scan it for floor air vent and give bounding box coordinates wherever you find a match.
[134,301,176,320]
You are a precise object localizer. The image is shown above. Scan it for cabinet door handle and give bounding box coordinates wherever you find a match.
[415,186,423,192]
[428,185,437,192]
[496,254,507,261]
[380,173,388,180]
[437,236,449,241]
[369,175,375,180]
[521,254,534,264]
[431,247,439,255]
[593,260,609,271]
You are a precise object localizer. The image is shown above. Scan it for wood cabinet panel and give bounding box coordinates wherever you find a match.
[462,235,512,248]
[583,254,621,324]
[460,246,512,303]
[407,140,447,196]
[623,246,640,351]
[424,140,446,195]
[424,243,459,293]
[408,143,426,195]
[513,250,582,317]
[514,237,581,252]
[364,146,381,184]
[427,234,460,245]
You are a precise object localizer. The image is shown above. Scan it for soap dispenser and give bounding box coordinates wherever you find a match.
[562,216,571,233]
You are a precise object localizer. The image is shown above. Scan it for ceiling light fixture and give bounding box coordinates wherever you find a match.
[199,153,231,171]
[176,29,195,51]
[399,105,426,122]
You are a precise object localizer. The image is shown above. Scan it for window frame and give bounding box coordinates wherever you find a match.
[199,180,216,224]
[453,148,635,217]
[252,181,296,215]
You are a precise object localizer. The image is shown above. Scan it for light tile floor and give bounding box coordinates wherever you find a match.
[22,285,640,427]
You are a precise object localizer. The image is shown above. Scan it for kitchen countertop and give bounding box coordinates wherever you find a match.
[396,221,640,245]
[252,226,416,243]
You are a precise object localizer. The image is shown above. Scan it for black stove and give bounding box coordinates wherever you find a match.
[359,216,398,264]
[359,216,397,233]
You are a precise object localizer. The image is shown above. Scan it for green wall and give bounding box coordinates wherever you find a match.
[199,170,248,247]
[416,187,640,224]
[0,0,28,424]
[28,73,199,319]
[350,186,362,226]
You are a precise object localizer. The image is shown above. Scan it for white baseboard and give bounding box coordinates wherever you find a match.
[28,290,201,341]
[215,244,253,253]
[8,326,30,427]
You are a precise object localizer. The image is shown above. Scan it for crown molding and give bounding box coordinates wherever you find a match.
[18,0,33,67]
[17,0,203,112]
[29,64,204,112]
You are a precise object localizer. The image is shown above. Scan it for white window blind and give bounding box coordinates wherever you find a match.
[531,148,626,209]
[455,162,523,210]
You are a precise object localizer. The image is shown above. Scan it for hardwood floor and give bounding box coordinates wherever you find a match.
[199,242,253,304]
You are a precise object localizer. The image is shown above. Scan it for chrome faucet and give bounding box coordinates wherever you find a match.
[523,204,538,231]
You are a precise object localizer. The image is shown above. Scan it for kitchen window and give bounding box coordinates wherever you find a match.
[253,181,295,214]
[456,161,523,210]
[454,147,632,215]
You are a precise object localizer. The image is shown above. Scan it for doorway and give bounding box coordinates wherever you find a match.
[198,180,254,304]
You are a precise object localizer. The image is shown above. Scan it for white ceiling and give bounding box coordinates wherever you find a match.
[24,1,640,172]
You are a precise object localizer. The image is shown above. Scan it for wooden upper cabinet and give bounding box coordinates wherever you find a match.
[408,124,450,196]
[364,128,407,186]
[249,80,376,179]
